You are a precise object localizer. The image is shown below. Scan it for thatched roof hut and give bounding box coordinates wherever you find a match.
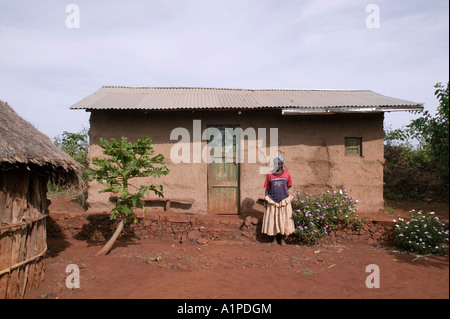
[0,100,82,185]
[1,99,82,299]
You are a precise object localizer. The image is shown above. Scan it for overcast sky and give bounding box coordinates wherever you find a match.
[0,0,448,140]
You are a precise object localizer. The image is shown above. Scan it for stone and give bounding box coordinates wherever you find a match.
[199,226,209,233]
[241,230,254,238]
[188,230,201,240]
[197,238,209,245]
[180,233,188,243]
[167,214,190,223]
[372,232,382,240]
[360,233,370,240]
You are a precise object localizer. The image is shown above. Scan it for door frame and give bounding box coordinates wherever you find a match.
[206,124,240,215]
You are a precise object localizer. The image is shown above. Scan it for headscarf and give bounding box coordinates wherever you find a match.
[272,155,284,173]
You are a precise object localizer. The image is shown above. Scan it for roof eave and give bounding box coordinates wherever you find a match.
[281,105,424,115]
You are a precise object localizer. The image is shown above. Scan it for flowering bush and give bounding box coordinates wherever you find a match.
[291,190,360,244]
[393,210,449,255]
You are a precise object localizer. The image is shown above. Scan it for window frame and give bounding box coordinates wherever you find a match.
[344,137,362,157]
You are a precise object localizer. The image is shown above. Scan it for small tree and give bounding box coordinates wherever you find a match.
[407,82,449,178]
[383,82,449,201]
[391,82,449,177]
[53,128,89,166]
[88,136,169,256]
[53,128,90,186]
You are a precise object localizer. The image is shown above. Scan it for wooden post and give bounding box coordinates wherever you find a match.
[165,200,170,212]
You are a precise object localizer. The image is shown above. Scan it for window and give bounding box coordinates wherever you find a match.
[345,138,362,156]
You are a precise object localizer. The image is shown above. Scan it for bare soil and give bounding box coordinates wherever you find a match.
[23,199,449,299]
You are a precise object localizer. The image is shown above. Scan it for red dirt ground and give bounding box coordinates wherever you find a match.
[24,199,449,300]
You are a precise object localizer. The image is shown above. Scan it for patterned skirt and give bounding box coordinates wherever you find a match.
[261,195,295,236]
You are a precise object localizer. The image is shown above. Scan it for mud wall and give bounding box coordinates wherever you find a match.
[87,110,385,214]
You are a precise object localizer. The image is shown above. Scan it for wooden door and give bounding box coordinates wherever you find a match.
[207,126,239,214]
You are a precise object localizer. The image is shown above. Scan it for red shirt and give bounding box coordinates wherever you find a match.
[264,170,292,202]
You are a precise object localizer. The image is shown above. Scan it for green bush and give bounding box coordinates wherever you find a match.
[291,190,361,245]
[393,210,449,255]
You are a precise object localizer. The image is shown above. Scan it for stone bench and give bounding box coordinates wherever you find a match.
[109,194,194,212]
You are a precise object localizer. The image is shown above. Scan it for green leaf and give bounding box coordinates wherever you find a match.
[89,136,170,223]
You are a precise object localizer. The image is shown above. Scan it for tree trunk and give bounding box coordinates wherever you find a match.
[95,219,126,256]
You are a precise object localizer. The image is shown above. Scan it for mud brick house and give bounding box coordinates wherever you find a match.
[0,100,82,298]
[71,86,422,215]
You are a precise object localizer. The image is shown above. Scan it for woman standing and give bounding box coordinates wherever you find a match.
[262,156,295,245]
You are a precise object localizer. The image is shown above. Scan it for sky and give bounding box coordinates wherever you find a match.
[0,0,448,141]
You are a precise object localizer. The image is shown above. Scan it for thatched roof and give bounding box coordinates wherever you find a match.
[0,100,83,186]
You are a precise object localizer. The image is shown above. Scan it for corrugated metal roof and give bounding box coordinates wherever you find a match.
[70,86,423,112]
